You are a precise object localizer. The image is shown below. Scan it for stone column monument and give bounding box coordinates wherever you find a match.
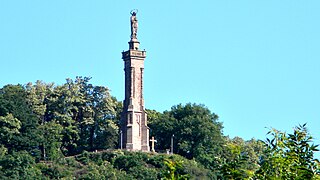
[121,10,150,151]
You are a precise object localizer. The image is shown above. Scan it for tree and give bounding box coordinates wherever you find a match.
[218,137,265,179]
[148,110,175,152]
[25,80,54,124]
[163,159,189,180]
[40,121,63,161]
[149,103,225,171]
[70,77,118,152]
[46,78,83,155]
[255,124,320,179]
[26,81,57,160]
[0,114,21,145]
[219,137,259,179]
[42,77,118,155]
[0,85,41,157]
[0,151,41,179]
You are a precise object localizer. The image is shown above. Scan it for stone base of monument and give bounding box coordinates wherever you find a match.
[141,145,150,152]
[126,143,133,150]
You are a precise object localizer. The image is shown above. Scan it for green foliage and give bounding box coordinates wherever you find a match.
[181,158,214,179]
[163,159,189,180]
[75,150,211,179]
[161,154,213,179]
[0,145,8,159]
[216,137,265,179]
[220,153,250,179]
[1,79,319,179]
[0,151,42,179]
[0,84,41,158]
[100,149,125,163]
[111,151,161,179]
[147,153,166,168]
[148,111,175,150]
[129,166,158,180]
[55,77,118,154]
[75,150,91,165]
[37,162,73,179]
[41,121,63,161]
[219,139,251,179]
[149,103,225,175]
[255,124,320,179]
[0,78,123,178]
[79,162,116,180]
[150,104,224,156]
[0,114,21,144]
[24,77,119,157]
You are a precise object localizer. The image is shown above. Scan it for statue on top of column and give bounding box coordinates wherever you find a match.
[130,10,138,40]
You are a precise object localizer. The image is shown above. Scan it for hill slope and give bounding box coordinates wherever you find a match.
[20,150,213,179]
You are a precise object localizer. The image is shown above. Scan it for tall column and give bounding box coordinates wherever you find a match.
[121,11,149,152]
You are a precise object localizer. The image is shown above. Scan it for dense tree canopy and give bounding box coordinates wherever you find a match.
[0,78,319,179]
[148,103,226,173]
[0,77,119,159]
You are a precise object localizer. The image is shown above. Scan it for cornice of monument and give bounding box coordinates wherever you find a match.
[122,50,146,60]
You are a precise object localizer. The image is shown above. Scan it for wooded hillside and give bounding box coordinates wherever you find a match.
[0,77,319,179]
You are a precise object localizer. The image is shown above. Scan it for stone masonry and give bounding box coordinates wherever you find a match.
[120,11,149,151]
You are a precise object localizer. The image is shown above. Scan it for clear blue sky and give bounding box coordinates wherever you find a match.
[1,1,319,157]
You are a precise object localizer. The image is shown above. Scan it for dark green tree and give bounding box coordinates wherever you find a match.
[0,85,41,157]
[0,151,41,179]
[149,103,225,171]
